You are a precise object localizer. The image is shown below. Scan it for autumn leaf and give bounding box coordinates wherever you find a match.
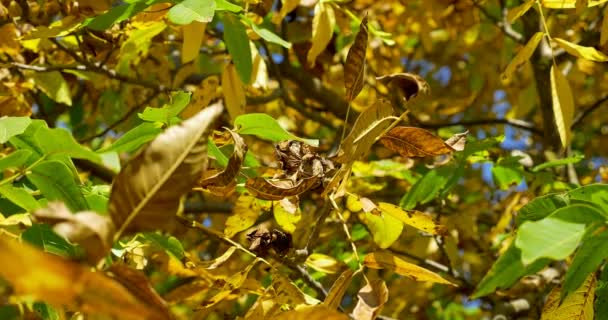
[500,32,544,84]
[352,279,389,320]
[554,37,608,62]
[305,253,341,274]
[197,246,237,269]
[307,2,335,67]
[199,130,247,193]
[200,259,259,308]
[224,194,266,237]
[323,268,355,309]
[541,273,595,319]
[245,176,320,200]
[109,102,223,238]
[276,305,349,320]
[377,202,448,235]
[550,65,575,148]
[376,72,430,101]
[344,16,368,102]
[507,0,535,22]
[363,252,456,285]
[0,237,168,320]
[181,21,206,63]
[222,62,247,120]
[379,127,454,158]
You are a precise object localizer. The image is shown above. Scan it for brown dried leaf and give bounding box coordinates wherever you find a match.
[199,130,247,191]
[344,16,368,102]
[33,202,115,263]
[444,131,469,152]
[380,127,453,158]
[335,99,394,164]
[0,238,168,320]
[246,176,320,200]
[107,263,172,319]
[376,72,429,101]
[363,252,455,286]
[109,102,223,237]
[352,279,389,320]
[322,268,355,309]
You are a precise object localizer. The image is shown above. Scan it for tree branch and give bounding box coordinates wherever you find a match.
[416,117,542,135]
[472,0,524,43]
[571,94,608,129]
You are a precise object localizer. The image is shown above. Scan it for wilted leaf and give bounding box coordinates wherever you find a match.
[222,63,247,120]
[541,273,595,320]
[344,16,368,102]
[305,253,341,274]
[182,21,206,63]
[246,176,320,200]
[550,64,575,148]
[363,252,455,285]
[444,131,468,152]
[276,305,349,320]
[247,226,292,256]
[501,32,544,84]
[323,268,355,309]
[380,127,454,158]
[0,238,167,320]
[31,71,72,106]
[307,2,335,67]
[507,0,535,22]
[33,202,115,262]
[352,279,389,320]
[554,37,608,62]
[378,202,447,235]
[225,194,264,237]
[335,99,394,163]
[109,102,223,237]
[200,130,246,192]
[376,72,429,101]
[168,0,216,25]
[201,259,259,308]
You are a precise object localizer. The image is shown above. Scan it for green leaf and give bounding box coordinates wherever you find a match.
[360,211,403,249]
[138,91,192,125]
[27,160,89,212]
[168,0,216,25]
[0,117,31,143]
[215,0,242,12]
[562,227,608,300]
[531,154,584,172]
[234,113,319,146]
[515,204,604,265]
[33,302,61,320]
[21,223,79,258]
[491,158,524,190]
[472,243,550,298]
[99,122,163,153]
[32,71,72,106]
[35,127,101,163]
[208,139,230,167]
[84,1,150,31]
[595,266,608,316]
[0,184,41,212]
[222,14,252,84]
[243,17,292,48]
[400,166,452,210]
[568,183,608,215]
[142,232,185,259]
[517,193,570,224]
[0,150,32,171]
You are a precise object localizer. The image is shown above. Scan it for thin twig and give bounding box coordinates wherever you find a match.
[416,117,542,135]
[472,0,524,43]
[571,94,608,129]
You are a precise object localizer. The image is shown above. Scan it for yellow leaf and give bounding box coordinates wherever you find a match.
[272,0,300,25]
[541,0,608,8]
[251,42,269,89]
[307,2,335,67]
[601,8,608,46]
[501,32,544,84]
[550,64,575,148]
[273,197,301,233]
[275,305,349,320]
[554,38,608,62]
[576,0,589,12]
[352,279,388,320]
[271,269,309,306]
[222,62,247,121]
[377,202,447,235]
[507,0,535,23]
[224,194,261,238]
[181,76,220,119]
[359,211,403,249]
[182,21,206,64]
[363,251,456,286]
[322,268,354,309]
[31,71,72,106]
[201,259,259,308]
[305,253,341,274]
[541,273,595,320]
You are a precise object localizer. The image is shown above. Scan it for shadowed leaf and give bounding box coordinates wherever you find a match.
[344,16,368,102]
[199,130,247,192]
[323,268,355,309]
[541,273,595,320]
[376,72,429,101]
[246,176,320,200]
[363,252,455,285]
[352,279,389,320]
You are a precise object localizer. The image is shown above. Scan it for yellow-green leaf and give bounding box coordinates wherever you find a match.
[222,62,247,121]
[541,0,608,8]
[501,32,544,84]
[307,2,335,67]
[377,202,447,235]
[224,194,265,237]
[541,273,595,320]
[181,21,206,63]
[363,251,456,286]
[360,211,403,249]
[273,197,301,233]
[305,253,341,274]
[554,37,608,62]
[507,0,535,23]
[550,65,575,148]
[32,71,72,106]
[275,305,349,320]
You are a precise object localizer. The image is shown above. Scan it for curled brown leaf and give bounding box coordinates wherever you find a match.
[376,72,429,101]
